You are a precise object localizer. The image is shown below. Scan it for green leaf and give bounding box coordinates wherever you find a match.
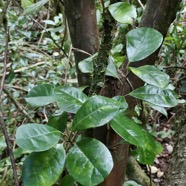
[146,102,168,117]
[110,113,145,147]
[126,27,163,62]
[54,86,88,113]
[72,95,127,131]
[105,60,119,79]
[109,2,137,24]
[24,0,49,14]
[66,138,113,186]
[132,147,156,165]
[16,124,61,152]
[123,180,142,186]
[129,85,178,107]
[130,65,170,88]
[78,54,119,79]
[59,175,75,186]
[21,0,34,9]
[25,84,55,107]
[43,20,56,25]
[112,96,128,110]
[5,70,15,84]
[78,54,95,73]
[142,129,163,155]
[132,130,163,164]
[48,112,67,132]
[22,144,65,186]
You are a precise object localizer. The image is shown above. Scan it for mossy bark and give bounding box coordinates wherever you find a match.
[126,156,156,186]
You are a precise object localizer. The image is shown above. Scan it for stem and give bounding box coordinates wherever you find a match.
[0,22,19,186]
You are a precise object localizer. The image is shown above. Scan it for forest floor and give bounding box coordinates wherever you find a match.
[144,106,182,186]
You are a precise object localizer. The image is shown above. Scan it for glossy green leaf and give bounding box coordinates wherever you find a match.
[105,60,119,79]
[66,138,113,186]
[22,144,66,186]
[129,85,178,107]
[78,54,96,73]
[132,130,163,164]
[126,27,163,62]
[112,96,128,110]
[25,84,55,107]
[59,175,75,186]
[54,86,88,113]
[16,124,61,152]
[110,113,145,147]
[48,112,67,132]
[146,102,168,117]
[142,129,163,155]
[132,147,156,165]
[109,2,137,24]
[79,55,119,78]
[130,65,170,88]
[72,95,127,131]
[24,0,49,14]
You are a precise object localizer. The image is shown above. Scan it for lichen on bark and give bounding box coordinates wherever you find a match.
[90,0,118,95]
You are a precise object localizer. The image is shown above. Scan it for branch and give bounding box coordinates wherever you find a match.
[0,0,11,26]
[3,87,32,121]
[163,66,186,71]
[137,0,145,10]
[0,22,19,186]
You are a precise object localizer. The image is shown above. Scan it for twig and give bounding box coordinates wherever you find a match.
[14,61,47,73]
[29,16,68,58]
[137,0,145,10]
[3,87,31,121]
[0,0,11,26]
[100,0,105,12]
[61,14,67,49]
[67,44,73,68]
[118,69,134,91]
[147,165,152,186]
[64,44,73,83]
[0,23,19,186]
[14,0,68,58]
[0,62,48,77]
[38,0,50,45]
[72,47,92,56]
[5,85,28,92]
[22,44,52,58]
[163,66,186,70]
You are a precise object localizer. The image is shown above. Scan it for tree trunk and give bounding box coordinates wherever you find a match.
[99,1,182,185]
[165,106,186,186]
[64,0,182,185]
[63,0,99,87]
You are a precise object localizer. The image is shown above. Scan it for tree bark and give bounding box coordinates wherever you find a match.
[165,106,186,186]
[63,0,99,87]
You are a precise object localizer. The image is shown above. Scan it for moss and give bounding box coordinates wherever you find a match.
[126,156,156,186]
